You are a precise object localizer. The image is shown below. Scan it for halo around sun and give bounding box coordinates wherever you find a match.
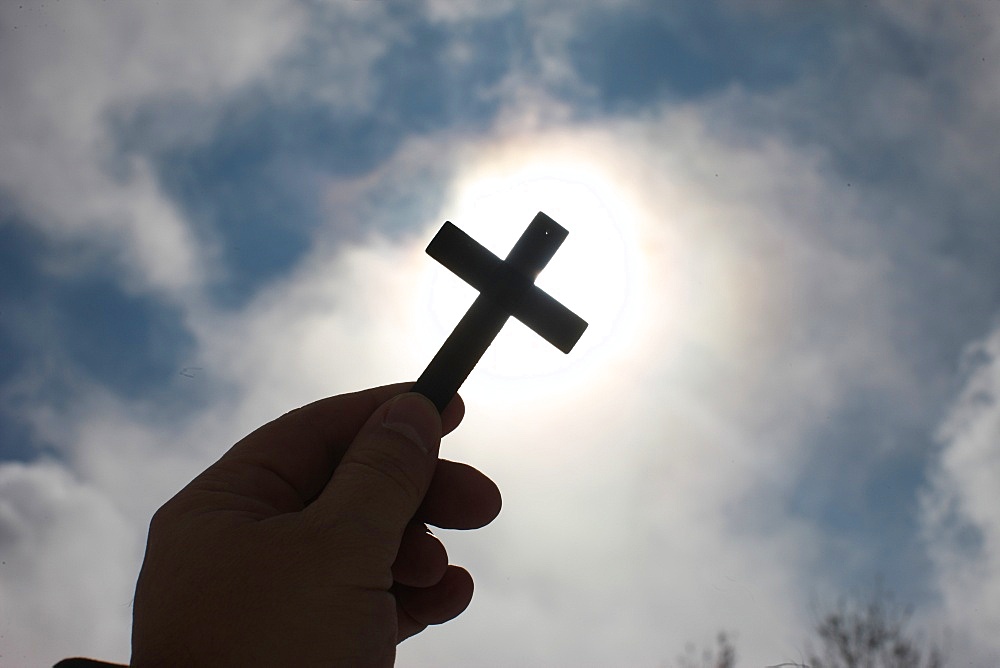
[412,141,649,406]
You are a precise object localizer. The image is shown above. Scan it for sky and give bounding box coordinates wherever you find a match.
[1,1,999,665]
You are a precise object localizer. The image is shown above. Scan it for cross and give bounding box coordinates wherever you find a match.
[412,211,589,412]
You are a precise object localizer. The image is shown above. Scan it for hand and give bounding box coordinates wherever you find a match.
[130,384,501,667]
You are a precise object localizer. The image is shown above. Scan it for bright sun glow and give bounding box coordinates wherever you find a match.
[413,149,647,405]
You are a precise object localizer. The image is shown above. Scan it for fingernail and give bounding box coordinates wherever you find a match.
[382,393,439,454]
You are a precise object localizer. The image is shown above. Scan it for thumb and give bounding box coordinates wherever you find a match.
[310,392,442,554]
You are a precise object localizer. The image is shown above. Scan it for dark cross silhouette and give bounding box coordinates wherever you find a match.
[412,211,589,412]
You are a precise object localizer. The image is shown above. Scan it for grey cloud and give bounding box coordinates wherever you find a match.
[0,1,307,298]
[3,1,1000,665]
[922,325,1000,665]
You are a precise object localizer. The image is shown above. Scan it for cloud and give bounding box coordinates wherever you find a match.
[0,1,307,298]
[922,325,1000,665]
[0,235,431,664]
[440,117,898,665]
[2,1,1000,666]
[273,105,916,664]
[0,459,136,665]
[5,100,893,663]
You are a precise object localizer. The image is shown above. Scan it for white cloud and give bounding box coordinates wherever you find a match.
[3,1,1000,665]
[0,459,137,665]
[0,1,308,299]
[3,106,891,664]
[364,111,907,664]
[0,236,430,664]
[267,2,400,116]
[922,325,1000,665]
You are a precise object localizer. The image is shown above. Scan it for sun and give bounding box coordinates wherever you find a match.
[412,151,646,406]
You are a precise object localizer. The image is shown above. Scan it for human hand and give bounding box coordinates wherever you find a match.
[130,384,501,667]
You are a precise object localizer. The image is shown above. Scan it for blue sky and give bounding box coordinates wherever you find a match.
[2,1,1000,665]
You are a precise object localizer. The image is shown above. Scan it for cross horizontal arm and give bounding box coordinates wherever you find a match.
[505,286,588,354]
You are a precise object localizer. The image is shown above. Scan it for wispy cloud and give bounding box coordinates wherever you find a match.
[922,325,1000,665]
[1,1,999,666]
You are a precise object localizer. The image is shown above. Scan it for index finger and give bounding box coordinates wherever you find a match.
[214,383,465,511]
